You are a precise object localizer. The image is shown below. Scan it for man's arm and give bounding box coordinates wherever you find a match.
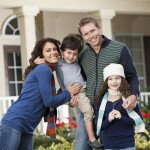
[120,45,140,109]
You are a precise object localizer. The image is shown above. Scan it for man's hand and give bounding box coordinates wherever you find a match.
[122,95,137,110]
[34,57,45,64]
[69,96,79,107]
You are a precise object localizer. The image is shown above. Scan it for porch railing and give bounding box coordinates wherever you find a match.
[0,96,69,134]
[0,92,150,134]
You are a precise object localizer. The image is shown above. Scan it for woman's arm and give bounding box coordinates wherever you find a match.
[36,64,71,107]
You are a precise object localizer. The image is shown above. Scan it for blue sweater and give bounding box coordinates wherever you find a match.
[101,99,142,149]
[2,64,71,133]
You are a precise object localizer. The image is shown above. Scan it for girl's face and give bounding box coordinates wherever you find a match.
[107,75,122,91]
[61,48,78,64]
[42,42,59,64]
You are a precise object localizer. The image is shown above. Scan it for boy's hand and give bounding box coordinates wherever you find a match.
[122,95,137,110]
[34,57,45,64]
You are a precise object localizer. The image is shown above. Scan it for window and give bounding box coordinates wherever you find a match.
[4,46,23,96]
[115,34,146,91]
[3,16,22,96]
[2,15,20,36]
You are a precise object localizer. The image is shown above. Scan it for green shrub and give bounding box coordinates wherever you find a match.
[33,135,74,150]
[135,130,150,150]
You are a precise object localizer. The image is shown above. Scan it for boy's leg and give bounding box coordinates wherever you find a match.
[74,111,92,150]
[85,120,96,142]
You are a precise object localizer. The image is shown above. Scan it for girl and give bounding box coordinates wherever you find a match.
[95,63,145,150]
[0,38,79,150]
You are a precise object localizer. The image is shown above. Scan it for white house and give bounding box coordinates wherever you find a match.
[0,0,150,133]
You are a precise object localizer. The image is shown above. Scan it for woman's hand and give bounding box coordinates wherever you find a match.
[69,96,79,107]
[67,83,82,96]
[34,57,45,64]
[122,95,137,110]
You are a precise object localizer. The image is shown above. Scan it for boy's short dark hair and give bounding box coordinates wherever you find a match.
[61,33,84,53]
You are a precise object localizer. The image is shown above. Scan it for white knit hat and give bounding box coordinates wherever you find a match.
[103,63,125,81]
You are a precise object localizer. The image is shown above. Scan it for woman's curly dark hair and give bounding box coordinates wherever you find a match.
[23,37,60,80]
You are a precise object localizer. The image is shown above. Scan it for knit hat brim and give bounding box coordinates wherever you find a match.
[103,63,125,81]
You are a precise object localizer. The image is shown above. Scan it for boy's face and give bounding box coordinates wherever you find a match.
[62,48,78,64]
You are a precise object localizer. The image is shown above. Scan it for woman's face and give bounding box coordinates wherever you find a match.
[42,42,59,63]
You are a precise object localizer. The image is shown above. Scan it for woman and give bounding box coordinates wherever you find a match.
[0,38,79,150]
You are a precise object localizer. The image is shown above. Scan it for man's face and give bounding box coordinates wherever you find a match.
[80,22,102,47]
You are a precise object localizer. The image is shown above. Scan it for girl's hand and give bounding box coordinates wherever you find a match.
[113,110,121,119]
[34,57,45,64]
[108,111,115,122]
[67,83,82,96]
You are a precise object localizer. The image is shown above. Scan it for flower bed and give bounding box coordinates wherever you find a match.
[34,117,150,150]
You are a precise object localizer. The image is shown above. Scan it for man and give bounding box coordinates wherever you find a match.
[74,17,139,150]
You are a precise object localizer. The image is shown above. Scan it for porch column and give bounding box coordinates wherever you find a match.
[90,9,116,39]
[13,6,39,71]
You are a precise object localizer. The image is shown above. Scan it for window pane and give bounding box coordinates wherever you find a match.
[9,18,18,29]
[18,83,23,95]
[15,30,20,35]
[8,69,15,81]
[132,50,143,62]
[5,26,13,35]
[9,84,16,96]
[136,64,144,76]
[139,80,144,91]
[132,37,142,49]
[7,53,14,66]
[17,69,22,81]
[15,52,21,66]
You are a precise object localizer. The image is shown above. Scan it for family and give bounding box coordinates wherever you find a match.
[0,17,145,150]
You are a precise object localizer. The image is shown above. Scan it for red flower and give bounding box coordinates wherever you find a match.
[142,112,150,118]
[66,117,73,122]
[60,122,65,126]
[56,124,61,128]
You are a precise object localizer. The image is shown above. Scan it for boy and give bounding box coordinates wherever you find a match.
[56,34,102,149]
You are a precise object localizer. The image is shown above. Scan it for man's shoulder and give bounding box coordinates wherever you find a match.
[110,39,125,47]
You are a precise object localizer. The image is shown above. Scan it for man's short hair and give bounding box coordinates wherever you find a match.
[78,17,100,35]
